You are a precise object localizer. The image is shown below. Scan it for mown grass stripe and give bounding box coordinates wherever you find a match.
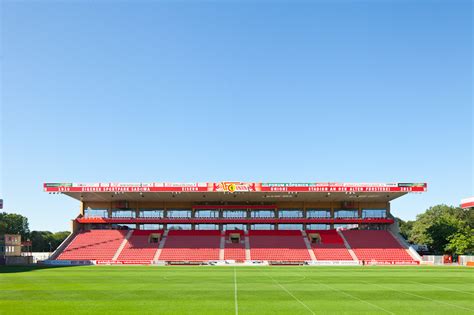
[234,267,238,315]
[362,280,474,312]
[263,271,315,315]
[408,280,474,296]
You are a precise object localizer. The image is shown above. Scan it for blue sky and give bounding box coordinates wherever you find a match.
[1,1,472,232]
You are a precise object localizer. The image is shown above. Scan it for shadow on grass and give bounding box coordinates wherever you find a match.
[0,265,79,273]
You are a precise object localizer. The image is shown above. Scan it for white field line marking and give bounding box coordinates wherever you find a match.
[311,279,395,314]
[362,281,474,312]
[295,270,395,315]
[278,276,307,284]
[234,267,238,315]
[409,280,474,296]
[263,271,315,315]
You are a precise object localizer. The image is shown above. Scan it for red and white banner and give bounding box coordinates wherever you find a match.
[366,260,420,265]
[95,260,153,265]
[44,182,427,193]
[212,182,258,192]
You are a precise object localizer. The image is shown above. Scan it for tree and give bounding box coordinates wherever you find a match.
[0,212,30,239]
[409,205,471,254]
[426,214,463,254]
[30,231,70,252]
[50,231,70,250]
[397,218,414,241]
[29,231,53,252]
[0,220,7,235]
[445,227,474,255]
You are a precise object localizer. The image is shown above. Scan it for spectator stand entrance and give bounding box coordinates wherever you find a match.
[43,182,426,266]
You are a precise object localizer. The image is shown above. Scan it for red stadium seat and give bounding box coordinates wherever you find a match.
[249,230,310,261]
[342,230,414,262]
[117,230,163,261]
[307,230,353,260]
[158,230,220,261]
[57,230,127,260]
[223,230,246,260]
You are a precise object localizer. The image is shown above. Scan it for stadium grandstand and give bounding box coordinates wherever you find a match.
[44,182,426,265]
[461,197,474,210]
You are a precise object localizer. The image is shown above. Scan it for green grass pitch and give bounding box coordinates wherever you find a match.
[0,266,473,314]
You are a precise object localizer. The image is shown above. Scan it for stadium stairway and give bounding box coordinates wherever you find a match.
[301,230,317,261]
[307,230,355,261]
[153,230,169,261]
[337,230,359,261]
[117,230,162,261]
[224,230,246,261]
[113,230,133,260]
[219,231,225,260]
[388,230,422,262]
[57,230,128,261]
[341,230,415,262]
[49,231,77,260]
[244,230,251,260]
[387,219,422,262]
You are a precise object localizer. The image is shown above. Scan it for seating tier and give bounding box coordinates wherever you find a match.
[342,230,414,262]
[158,230,220,261]
[249,231,310,261]
[117,230,162,261]
[307,230,353,260]
[57,230,127,260]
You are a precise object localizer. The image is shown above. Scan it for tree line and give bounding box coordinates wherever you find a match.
[0,212,69,252]
[397,204,473,255]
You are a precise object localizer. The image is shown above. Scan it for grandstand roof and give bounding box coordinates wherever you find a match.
[461,197,474,209]
[44,182,427,202]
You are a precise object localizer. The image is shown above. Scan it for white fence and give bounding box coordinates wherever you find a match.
[422,255,473,265]
[458,255,474,266]
[23,252,52,263]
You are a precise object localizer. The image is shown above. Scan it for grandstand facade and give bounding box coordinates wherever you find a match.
[45,182,426,265]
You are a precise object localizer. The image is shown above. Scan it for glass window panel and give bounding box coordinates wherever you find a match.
[195,224,219,230]
[306,209,331,218]
[278,224,303,230]
[167,210,192,218]
[334,224,359,230]
[224,224,247,231]
[140,224,163,230]
[111,210,136,218]
[362,209,386,218]
[334,210,358,218]
[251,210,274,218]
[306,224,330,230]
[84,208,108,218]
[112,224,135,229]
[139,210,164,218]
[167,224,192,230]
[223,211,247,218]
[195,210,219,218]
[278,210,303,218]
